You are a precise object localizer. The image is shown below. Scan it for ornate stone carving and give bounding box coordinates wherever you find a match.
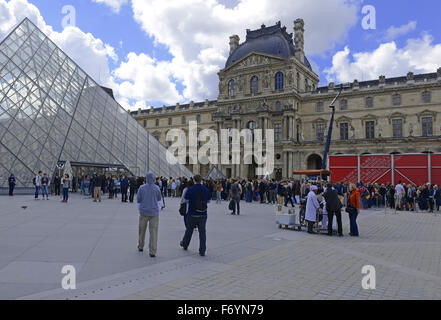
[238,75,245,92]
[263,69,271,89]
[287,69,294,86]
[408,123,414,136]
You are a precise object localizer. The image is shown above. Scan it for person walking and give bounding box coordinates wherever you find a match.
[137,172,163,257]
[93,173,102,202]
[61,174,70,203]
[180,180,194,228]
[347,183,361,236]
[121,175,129,202]
[41,173,50,200]
[323,183,343,236]
[215,181,223,204]
[305,185,320,234]
[129,176,137,203]
[8,174,15,196]
[434,185,441,212]
[53,173,61,196]
[230,179,242,215]
[180,175,211,256]
[395,180,405,211]
[34,171,42,200]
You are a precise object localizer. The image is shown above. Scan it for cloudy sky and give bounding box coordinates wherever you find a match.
[1,0,440,110]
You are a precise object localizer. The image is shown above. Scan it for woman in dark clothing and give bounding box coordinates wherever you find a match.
[8,174,15,196]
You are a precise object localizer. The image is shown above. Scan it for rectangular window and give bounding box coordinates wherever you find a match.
[340,123,348,140]
[143,120,146,127]
[393,94,401,106]
[316,102,324,112]
[422,91,431,103]
[422,117,433,137]
[392,119,403,138]
[366,97,373,108]
[365,121,375,139]
[316,123,325,142]
[274,123,282,142]
[340,99,347,110]
[168,118,172,125]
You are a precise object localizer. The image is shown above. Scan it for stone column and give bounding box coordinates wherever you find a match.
[292,116,297,142]
[282,151,287,178]
[288,152,293,179]
[282,118,286,140]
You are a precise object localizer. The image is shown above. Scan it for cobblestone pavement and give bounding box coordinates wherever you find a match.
[1,194,440,300]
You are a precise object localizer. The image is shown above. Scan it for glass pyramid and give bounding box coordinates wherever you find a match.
[0,18,193,188]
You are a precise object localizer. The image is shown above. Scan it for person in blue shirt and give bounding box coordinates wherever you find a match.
[180,175,211,256]
[120,175,129,202]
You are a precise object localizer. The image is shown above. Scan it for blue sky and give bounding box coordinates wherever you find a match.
[2,0,441,109]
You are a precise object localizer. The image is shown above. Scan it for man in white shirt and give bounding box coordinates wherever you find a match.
[395,180,405,210]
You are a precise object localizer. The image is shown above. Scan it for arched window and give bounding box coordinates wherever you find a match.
[296,73,300,90]
[275,101,282,111]
[275,72,284,90]
[250,76,259,94]
[228,79,235,96]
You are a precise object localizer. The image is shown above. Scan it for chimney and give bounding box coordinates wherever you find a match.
[294,19,305,63]
[229,35,240,55]
[437,67,441,81]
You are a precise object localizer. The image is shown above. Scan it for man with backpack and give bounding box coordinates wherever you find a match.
[180,175,211,256]
[323,183,343,236]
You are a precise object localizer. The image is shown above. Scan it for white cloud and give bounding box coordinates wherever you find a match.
[0,0,118,95]
[130,0,360,102]
[324,34,441,83]
[384,20,417,41]
[112,52,183,105]
[92,0,128,13]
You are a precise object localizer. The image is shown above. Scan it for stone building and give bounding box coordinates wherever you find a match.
[131,20,441,180]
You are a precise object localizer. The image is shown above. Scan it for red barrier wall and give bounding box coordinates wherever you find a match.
[329,153,441,185]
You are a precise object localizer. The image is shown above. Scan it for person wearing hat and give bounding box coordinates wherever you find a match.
[305,185,321,234]
[137,172,163,257]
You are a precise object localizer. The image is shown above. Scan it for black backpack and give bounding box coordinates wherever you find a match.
[194,190,208,213]
[32,177,36,186]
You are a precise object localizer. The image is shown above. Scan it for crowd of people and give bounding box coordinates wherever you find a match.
[5,170,441,258]
[6,171,441,214]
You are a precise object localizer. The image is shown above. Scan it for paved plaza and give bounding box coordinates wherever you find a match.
[0,194,440,300]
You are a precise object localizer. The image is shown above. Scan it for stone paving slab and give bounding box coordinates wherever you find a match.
[1,194,441,300]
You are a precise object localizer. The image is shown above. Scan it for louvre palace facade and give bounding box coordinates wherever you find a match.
[132,20,441,180]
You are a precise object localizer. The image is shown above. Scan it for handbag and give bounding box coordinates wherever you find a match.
[179,203,187,216]
[345,205,357,215]
[228,200,235,210]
